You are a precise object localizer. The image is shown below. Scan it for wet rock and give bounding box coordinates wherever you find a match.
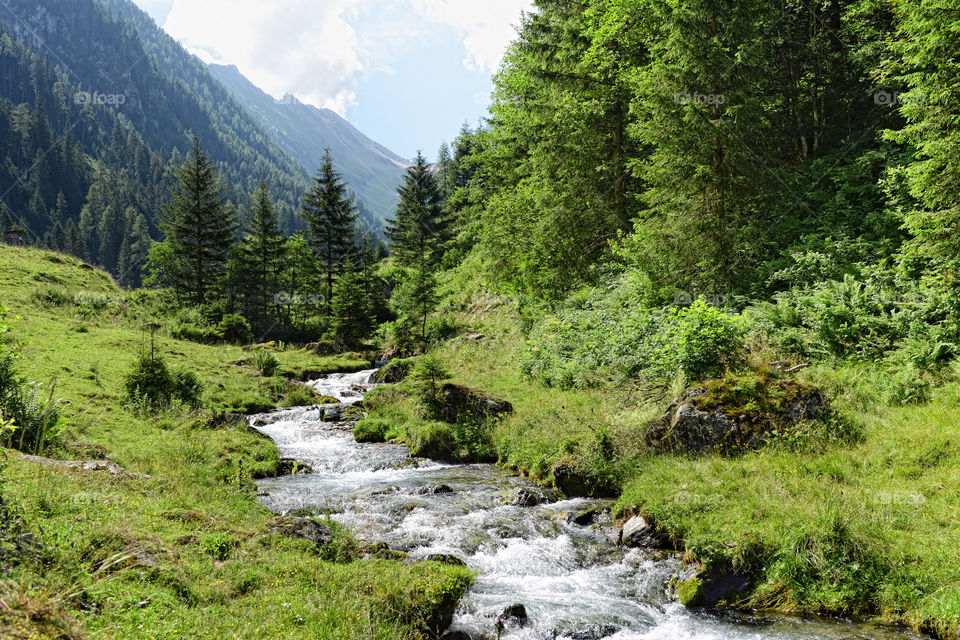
[415,484,454,495]
[568,624,620,639]
[509,487,561,507]
[323,405,344,422]
[567,507,602,526]
[269,517,333,546]
[425,553,467,566]
[619,515,670,549]
[439,384,513,424]
[645,378,830,455]
[501,603,527,623]
[439,631,474,640]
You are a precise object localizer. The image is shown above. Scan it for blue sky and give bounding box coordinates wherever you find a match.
[132,0,530,161]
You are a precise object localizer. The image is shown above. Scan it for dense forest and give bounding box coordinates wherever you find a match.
[0,0,382,288]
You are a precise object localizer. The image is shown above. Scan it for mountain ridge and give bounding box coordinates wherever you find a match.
[208,63,409,223]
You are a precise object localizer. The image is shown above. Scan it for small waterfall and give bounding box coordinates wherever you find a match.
[252,370,920,640]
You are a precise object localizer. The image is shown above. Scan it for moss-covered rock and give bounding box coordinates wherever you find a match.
[677,576,704,607]
[354,418,390,443]
[646,372,830,455]
[438,383,513,424]
[371,358,414,384]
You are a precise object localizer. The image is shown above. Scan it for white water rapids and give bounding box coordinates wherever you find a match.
[251,370,921,640]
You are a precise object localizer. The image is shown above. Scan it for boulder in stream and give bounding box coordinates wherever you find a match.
[438,384,513,424]
[425,553,467,566]
[509,487,562,507]
[619,515,670,549]
[501,603,528,623]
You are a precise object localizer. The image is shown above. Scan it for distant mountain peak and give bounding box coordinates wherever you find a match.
[207,62,409,222]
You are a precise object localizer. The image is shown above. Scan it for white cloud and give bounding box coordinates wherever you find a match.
[162,0,364,113]
[411,0,532,72]
[148,0,531,115]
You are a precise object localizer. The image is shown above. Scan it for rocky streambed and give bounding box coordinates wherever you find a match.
[251,369,921,640]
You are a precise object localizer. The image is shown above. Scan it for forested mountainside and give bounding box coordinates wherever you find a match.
[209,63,409,224]
[0,0,381,286]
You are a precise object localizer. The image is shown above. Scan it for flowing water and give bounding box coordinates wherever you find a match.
[253,370,920,640]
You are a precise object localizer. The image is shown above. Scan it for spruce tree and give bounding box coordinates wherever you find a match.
[386,152,449,270]
[390,267,439,351]
[330,263,375,347]
[153,137,238,306]
[231,182,287,333]
[300,150,358,316]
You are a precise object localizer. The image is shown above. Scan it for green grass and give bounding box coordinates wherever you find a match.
[0,245,471,639]
[364,292,960,638]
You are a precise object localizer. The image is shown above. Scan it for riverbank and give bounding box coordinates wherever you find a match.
[0,246,471,639]
[365,299,960,639]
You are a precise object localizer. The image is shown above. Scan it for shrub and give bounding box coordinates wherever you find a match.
[172,369,204,409]
[1,381,63,454]
[254,348,280,377]
[411,354,450,410]
[520,294,745,388]
[124,354,205,411]
[124,354,174,410]
[218,314,252,344]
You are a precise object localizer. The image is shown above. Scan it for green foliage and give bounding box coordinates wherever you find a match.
[389,268,440,351]
[386,152,451,270]
[522,293,745,388]
[253,348,280,377]
[300,150,359,316]
[411,354,450,409]
[217,314,252,344]
[123,353,204,412]
[330,267,375,347]
[748,274,957,363]
[151,138,239,307]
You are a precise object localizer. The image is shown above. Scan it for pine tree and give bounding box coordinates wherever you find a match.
[229,182,287,334]
[116,212,153,288]
[386,152,449,270]
[300,150,358,316]
[97,205,125,274]
[152,137,238,306]
[330,263,375,347]
[390,267,439,351]
[435,142,455,201]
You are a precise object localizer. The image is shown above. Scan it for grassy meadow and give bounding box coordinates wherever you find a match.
[0,245,471,639]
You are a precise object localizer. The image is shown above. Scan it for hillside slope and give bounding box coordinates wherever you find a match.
[209,63,409,223]
[0,245,469,639]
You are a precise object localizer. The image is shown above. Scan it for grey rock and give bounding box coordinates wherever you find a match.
[439,383,513,424]
[270,517,334,546]
[620,515,669,549]
[501,603,527,623]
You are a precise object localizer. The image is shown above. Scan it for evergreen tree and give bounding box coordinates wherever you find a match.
[390,267,439,350]
[151,137,238,306]
[887,0,960,282]
[435,141,455,201]
[116,212,153,288]
[97,205,125,273]
[330,263,375,347]
[386,152,449,270]
[300,150,358,316]
[229,182,287,333]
